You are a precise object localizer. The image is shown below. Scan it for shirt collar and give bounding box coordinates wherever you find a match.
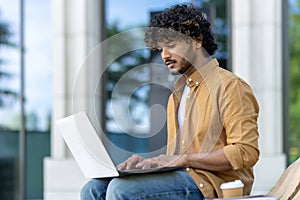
[174,58,219,90]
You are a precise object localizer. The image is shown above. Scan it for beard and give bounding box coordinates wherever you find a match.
[167,59,192,75]
[177,59,193,74]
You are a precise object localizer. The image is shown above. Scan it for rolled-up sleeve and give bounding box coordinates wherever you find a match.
[222,78,260,170]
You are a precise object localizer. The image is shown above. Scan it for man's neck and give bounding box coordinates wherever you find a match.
[183,56,212,77]
[194,48,212,68]
[195,56,211,69]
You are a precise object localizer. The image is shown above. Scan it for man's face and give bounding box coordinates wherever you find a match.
[157,40,196,75]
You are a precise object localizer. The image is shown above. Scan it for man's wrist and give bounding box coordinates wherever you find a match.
[181,153,191,167]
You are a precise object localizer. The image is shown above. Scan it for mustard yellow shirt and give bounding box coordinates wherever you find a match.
[166,58,260,198]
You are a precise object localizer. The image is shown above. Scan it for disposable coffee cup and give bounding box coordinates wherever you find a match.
[220,180,244,198]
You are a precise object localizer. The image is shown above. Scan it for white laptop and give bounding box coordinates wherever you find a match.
[55,111,180,178]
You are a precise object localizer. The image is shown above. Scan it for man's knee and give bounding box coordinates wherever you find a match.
[80,180,94,200]
[80,179,108,200]
[106,178,131,199]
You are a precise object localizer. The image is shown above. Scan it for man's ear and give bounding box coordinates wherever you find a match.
[195,41,202,49]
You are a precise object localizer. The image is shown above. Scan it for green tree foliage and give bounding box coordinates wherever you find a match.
[0,13,17,107]
[289,0,300,162]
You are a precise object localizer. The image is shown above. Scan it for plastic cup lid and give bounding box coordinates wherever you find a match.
[220,180,244,189]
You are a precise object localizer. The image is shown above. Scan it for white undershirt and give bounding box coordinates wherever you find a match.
[178,85,190,131]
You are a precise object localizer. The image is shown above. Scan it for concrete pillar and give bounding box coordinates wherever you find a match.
[44,0,105,199]
[231,0,286,194]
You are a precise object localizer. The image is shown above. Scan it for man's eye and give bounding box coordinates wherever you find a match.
[167,44,175,48]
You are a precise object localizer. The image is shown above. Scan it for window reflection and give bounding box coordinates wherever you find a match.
[0,0,51,199]
[0,0,51,132]
[105,0,229,163]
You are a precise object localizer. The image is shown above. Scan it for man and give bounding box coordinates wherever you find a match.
[81,4,259,199]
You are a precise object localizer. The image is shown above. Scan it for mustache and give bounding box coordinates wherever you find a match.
[164,59,176,65]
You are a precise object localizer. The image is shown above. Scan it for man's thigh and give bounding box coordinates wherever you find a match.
[106,170,204,200]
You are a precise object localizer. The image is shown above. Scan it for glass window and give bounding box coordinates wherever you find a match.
[105,0,229,164]
[0,1,51,132]
[0,0,51,199]
[0,1,22,199]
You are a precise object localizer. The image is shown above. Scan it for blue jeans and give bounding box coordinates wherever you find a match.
[80,170,204,200]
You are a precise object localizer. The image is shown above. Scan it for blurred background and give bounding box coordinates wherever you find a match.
[0,0,299,199]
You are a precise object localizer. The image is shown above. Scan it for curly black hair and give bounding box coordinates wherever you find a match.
[144,4,218,56]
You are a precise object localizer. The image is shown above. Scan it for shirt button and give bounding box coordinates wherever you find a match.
[182,140,185,144]
[185,167,190,171]
[199,183,204,188]
[187,95,190,99]
[195,82,199,86]
[188,78,192,82]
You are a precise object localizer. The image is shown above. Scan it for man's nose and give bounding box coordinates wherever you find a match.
[161,48,171,60]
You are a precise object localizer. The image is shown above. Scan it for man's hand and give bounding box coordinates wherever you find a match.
[116,155,145,170]
[117,149,232,171]
[117,154,187,170]
[135,154,186,169]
